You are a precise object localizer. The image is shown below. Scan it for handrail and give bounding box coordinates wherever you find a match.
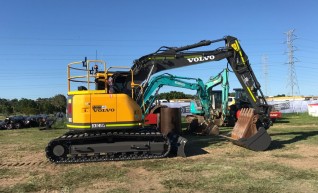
[67,60,106,92]
[68,60,139,97]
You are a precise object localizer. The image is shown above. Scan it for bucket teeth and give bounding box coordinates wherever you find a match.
[229,108,271,151]
[177,136,188,157]
[231,108,258,139]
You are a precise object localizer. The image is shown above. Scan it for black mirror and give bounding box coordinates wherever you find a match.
[89,67,94,75]
[82,57,88,67]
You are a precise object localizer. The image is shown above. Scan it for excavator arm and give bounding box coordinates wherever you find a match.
[131,36,272,150]
[139,73,208,117]
[205,68,230,120]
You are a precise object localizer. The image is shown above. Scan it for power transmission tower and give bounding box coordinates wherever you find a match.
[285,29,300,97]
[262,54,269,96]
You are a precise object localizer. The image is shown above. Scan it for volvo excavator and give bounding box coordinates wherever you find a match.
[46,36,272,163]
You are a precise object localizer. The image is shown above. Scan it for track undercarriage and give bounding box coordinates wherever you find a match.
[46,128,187,164]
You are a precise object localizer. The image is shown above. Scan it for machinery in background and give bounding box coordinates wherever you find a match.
[230,88,281,124]
[188,68,230,128]
[138,69,229,134]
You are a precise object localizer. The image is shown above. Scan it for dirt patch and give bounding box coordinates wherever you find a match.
[73,167,166,193]
[274,144,318,170]
[0,151,49,168]
[240,144,318,171]
[0,176,28,188]
[248,169,278,180]
[74,181,127,193]
[125,167,165,192]
[16,151,47,163]
[184,137,318,171]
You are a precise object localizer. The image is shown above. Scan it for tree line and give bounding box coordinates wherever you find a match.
[157,91,195,101]
[0,94,67,116]
[157,91,288,101]
[0,91,187,116]
[3,90,259,116]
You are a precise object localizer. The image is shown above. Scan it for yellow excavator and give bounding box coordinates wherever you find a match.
[46,36,272,163]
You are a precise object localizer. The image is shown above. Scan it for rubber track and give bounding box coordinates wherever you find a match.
[45,131,171,164]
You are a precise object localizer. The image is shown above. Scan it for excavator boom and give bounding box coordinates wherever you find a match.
[131,38,230,83]
[132,36,271,129]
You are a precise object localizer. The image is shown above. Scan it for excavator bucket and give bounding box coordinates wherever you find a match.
[227,108,271,151]
[177,136,188,157]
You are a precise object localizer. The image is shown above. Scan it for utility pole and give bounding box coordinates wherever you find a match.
[285,29,300,97]
[262,54,269,97]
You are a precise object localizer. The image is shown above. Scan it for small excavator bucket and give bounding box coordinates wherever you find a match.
[177,136,188,157]
[228,108,271,151]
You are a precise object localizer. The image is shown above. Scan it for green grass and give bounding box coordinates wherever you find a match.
[0,113,318,193]
[278,113,318,125]
[1,165,128,193]
[0,128,67,152]
[270,113,318,147]
[121,155,318,192]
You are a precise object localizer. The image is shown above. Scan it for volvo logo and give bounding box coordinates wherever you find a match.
[187,55,215,63]
[92,105,115,112]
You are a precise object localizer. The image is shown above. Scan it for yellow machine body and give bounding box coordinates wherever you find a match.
[67,91,143,130]
[66,60,142,130]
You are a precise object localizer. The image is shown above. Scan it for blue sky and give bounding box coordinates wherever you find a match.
[0,0,318,99]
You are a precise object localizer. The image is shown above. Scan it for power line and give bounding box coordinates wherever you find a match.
[262,54,269,96]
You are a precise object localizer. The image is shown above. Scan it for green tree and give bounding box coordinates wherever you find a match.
[0,94,67,116]
[10,99,18,114]
[16,98,38,114]
[0,98,13,115]
[51,94,67,112]
[158,91,188,100]
[36,98,55,114]
[275,94,286,97]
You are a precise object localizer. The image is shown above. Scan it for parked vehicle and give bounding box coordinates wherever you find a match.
[0,114,52,130]
[24,115,40,127]
[4,116,26,129]
[0,120,6,130]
